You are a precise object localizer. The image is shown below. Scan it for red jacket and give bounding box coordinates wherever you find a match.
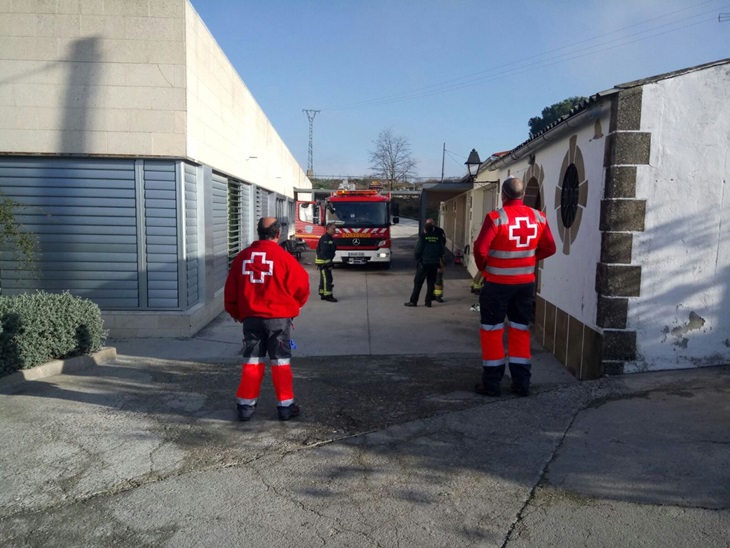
[224,240,310,320]
[474,199,556,284]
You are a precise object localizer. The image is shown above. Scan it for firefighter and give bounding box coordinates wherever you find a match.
[316,222,338,302]
[472,177,556,397]
[224,217,310,421]
[425,218,447,302]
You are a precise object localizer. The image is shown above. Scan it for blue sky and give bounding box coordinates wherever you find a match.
[189,0,729,180]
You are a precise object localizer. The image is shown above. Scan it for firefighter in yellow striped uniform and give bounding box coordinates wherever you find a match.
[316,222,338,302]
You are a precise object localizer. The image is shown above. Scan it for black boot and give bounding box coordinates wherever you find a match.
[475,364,505,396]
[509,363,531,397]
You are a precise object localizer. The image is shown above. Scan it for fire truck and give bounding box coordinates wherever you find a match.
[294,188,400,267]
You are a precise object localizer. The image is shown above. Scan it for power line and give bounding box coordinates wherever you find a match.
[442,149,470,171]
[337,14,716,109]
[328,1,723,111]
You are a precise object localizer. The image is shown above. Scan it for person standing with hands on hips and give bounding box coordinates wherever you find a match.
[224,217,310,421]
[472,177,556,397]
[316,222,338,302]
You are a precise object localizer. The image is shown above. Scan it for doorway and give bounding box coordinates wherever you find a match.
[524,177,541,210]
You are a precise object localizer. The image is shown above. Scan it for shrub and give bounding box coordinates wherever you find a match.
[0,291,107,377]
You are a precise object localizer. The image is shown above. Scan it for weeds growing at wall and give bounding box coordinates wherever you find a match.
[0,191,39,292]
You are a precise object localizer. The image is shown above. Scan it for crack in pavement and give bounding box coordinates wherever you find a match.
[500,394,587,548]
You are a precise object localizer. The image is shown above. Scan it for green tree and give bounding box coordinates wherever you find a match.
[528,96,588,138]
[368,128,418,191]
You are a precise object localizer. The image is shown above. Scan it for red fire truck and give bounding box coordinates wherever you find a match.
[294,189,400,267]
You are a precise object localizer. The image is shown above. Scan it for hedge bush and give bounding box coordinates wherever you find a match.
[0,291,107,377]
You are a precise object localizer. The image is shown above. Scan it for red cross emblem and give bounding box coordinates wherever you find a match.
[241,252,274,283]
[508,216,538,248]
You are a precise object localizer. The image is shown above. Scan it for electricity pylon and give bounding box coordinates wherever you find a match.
[302,109,320,178]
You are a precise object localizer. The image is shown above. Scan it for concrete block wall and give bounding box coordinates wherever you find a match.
[0,0,188,157]
[101,292,224,339]
[0,0,309,195]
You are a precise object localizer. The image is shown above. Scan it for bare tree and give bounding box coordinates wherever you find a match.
[368,128,418,191]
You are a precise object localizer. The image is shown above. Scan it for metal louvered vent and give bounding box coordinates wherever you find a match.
[255,187,264,219]
[276,196,286,226]
[228,181,243,267]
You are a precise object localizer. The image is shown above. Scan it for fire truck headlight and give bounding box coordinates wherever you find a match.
[377,252,388,258]
[377,240,387,247]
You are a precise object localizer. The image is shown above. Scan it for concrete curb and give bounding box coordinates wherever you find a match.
[0,347,117,388]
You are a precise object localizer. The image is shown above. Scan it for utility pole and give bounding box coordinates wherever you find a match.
[302,109,320,178]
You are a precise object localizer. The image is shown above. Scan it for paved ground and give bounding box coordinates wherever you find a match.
[1,219,728,547]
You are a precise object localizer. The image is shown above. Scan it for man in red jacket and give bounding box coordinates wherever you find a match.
[472,177,556,397]
[224,217,310,421]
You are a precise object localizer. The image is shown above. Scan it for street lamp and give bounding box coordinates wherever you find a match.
[465,148,481,181]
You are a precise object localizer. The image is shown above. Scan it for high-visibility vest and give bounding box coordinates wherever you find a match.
[484,205,548,285]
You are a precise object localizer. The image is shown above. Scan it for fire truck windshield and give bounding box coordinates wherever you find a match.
[327,202,388,227]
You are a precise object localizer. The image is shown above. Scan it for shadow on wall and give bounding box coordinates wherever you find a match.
[629,210,729,366]
[5,38,106,296]
[60,36,102,153]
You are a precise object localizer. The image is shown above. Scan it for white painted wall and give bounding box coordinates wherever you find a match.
[184,2,310,197]
[628,64,730,371]
[474,107,611,330]
[0,0,187,156]
[536,119,607,330]
[462,183,498,273]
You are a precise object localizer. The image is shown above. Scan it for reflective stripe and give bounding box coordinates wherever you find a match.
[508,321,530,331]
[271,359,290,366]
[278,398,295,406]
[488,249,536,259]
[482,359,505,367]
[237,397,257,405]
[486,265,535,276]
[492,209,509,226]
[530,208,546,224]
[481,323,505,331]
[508,356,531,365]
[315,258,332,264]
[244,357,264,364]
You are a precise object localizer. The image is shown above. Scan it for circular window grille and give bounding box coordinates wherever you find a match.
[560,164,580,228]
[554,136,587,255]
